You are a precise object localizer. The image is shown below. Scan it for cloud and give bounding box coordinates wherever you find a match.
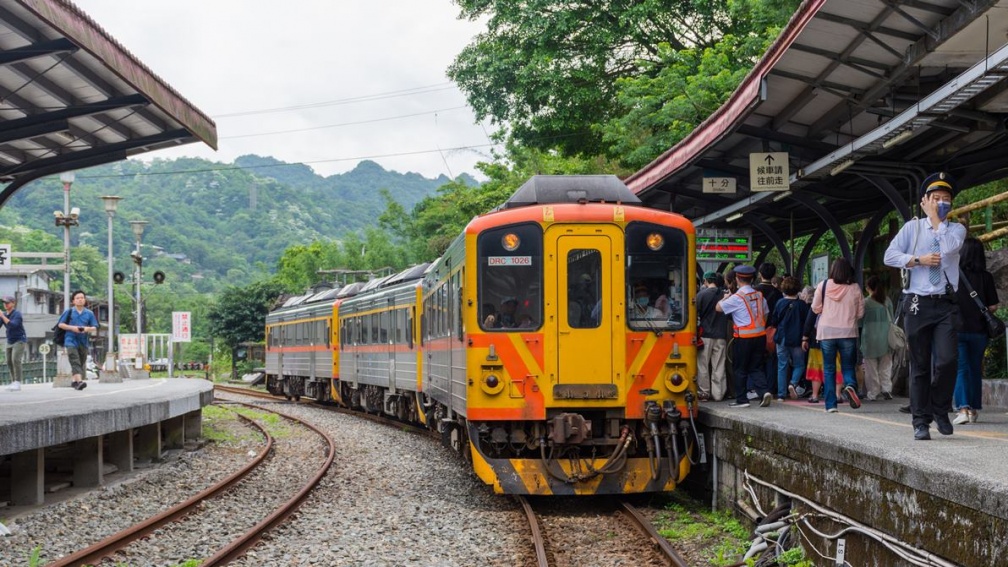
[74,0,493,179]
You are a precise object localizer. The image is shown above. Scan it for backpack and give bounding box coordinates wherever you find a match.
[51,310,71,347]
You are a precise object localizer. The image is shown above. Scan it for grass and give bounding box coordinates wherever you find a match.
[651,492,752,566]
[201,404,293,445]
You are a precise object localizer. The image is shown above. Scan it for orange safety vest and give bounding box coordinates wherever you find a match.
[732,290,767,338]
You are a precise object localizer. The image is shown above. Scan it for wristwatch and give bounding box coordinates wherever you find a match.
[913,256,920,265]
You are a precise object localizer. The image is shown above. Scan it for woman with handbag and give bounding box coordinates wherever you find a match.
[861,276,894,401]
[953,237,1000,424]
[811,258,865,413]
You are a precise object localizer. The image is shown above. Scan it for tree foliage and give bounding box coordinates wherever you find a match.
[450,0,798,161]
[206,280,286,352]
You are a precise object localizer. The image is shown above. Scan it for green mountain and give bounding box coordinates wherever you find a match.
[0,156,467,292]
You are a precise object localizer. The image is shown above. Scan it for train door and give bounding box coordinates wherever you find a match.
[556,232,614,384]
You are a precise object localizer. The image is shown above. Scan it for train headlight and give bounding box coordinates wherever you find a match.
[481,373,505,395]
[502,233,521,251]
[664,371,688,393]
[646,232,665,251]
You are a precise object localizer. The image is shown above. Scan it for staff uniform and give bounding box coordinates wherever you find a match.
[719,282,769,405]
[884,214,966,433]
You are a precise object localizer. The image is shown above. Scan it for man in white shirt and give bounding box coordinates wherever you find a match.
[884,172,966,441]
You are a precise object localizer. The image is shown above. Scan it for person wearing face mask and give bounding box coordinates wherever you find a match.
[630,284,663,320]
[884,172,966,441]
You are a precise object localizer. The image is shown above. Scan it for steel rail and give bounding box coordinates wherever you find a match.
[46,406,274,567]
[201,402,337,565]
[514,495,550,567]
[618,500,691,567]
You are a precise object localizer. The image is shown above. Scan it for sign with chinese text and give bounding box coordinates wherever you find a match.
[120,334,139,358]
[172,311,192,342]
[0,244,10,270]
[702,176,737,194]
[749,152,790,191]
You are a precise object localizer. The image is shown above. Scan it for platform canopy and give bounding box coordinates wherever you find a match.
[626,0,1008,267]
[0,0,217,205]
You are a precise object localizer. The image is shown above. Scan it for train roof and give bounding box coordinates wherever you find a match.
[336,282,365,298]
[500,175,642,210]
[306,287,341,302]
[281,293,312,308]
[385,263,430,286]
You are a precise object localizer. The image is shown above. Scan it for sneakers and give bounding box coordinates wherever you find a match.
[728,401,750,408]
[844,385,861,409]
[760,392,772,407]
[72,381,87,390]
[807,397,820,404]
[746,390,759,400]
[968,409,978,423]
[882,391,893,400]
[934,414,954,436]
[787,384,798,400]
[899,404,911,414]
[826,407,838,413]
[914,425,931,441]
[952,410,970,426]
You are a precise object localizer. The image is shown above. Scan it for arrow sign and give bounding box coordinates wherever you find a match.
[749,152,789,192]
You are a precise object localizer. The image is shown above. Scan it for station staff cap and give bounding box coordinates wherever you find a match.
[921,172,957,199]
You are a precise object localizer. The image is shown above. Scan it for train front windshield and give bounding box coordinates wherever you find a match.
[477,223,543,331]
[625,222,688,331]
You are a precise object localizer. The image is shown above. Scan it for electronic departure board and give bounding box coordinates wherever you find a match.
[696,228,752,261]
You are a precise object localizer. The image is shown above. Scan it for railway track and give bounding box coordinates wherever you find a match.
[515,495,691,567]
[219,384,691,566]
[46,401,335,567]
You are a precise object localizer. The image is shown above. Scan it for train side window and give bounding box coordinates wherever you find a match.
[455,268,461,338]
[380,310,389,344]
[408,306,415,348]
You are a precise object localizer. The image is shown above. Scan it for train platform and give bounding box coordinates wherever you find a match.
[698,394,1008,566]
[0,378,213,509]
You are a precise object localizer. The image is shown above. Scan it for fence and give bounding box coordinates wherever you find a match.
[0,353,60,384]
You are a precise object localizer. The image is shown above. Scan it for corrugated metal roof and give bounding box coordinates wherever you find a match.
[0,0,217,203]
[628,0,1008,258]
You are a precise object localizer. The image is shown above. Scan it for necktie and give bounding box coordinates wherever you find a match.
[929,235,941,286]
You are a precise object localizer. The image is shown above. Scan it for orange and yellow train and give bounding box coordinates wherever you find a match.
[265,175,701,495]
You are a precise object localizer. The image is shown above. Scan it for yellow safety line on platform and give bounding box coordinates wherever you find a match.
[775,400,1008,441]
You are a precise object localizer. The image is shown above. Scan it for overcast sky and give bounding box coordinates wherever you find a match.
[73,1,494,180]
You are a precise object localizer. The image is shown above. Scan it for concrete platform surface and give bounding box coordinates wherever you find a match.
[701,396,1008,523]
[0,378,214,456]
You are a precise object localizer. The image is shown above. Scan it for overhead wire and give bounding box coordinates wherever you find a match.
[213,82,457,118]
[220,106,469,139]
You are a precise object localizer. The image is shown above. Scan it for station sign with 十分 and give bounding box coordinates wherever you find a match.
[696,228,752,261]
[701,176,737,194]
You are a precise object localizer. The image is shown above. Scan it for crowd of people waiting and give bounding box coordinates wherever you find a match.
[696,172,1000,440]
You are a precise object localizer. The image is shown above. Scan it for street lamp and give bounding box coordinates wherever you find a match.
[101,196,121,371]
[55,171,78,308]
[130,220,147,365]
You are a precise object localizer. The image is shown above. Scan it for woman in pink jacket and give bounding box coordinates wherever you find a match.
[812,258,865,413]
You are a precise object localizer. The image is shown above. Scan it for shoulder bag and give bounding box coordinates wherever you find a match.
[886,302,907,351]
[960,273,1006,340]
[51,310,71,347]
